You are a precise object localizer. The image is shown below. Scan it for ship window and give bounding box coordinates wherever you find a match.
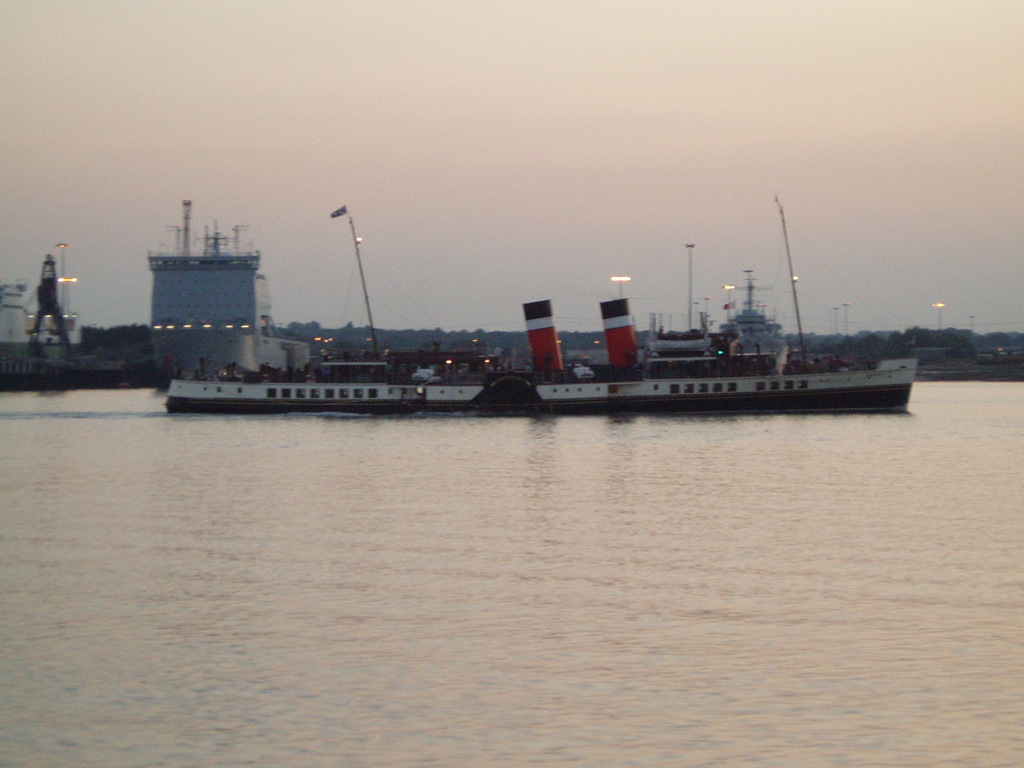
[713,383,722,392]
[281,388,291,398]
[785,380,794,390]
[770,381,780,391]
[653,385,659,391]
[339,389,348,398]
[756,381,766,391]
[267,388,277,398]
[698,383,709,393]
[727,382,737,392]
[325,388,335,398]
[685,384,694,394]
[368,389,378,398]
[216,386,222,393]
[799,380,808,389]
[310,388,320,398]
[354,388,364,398]
[296,389,306,398]
[609,385,619,394]
[671,384,680,394]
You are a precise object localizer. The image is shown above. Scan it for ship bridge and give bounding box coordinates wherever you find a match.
[149,229,261,328]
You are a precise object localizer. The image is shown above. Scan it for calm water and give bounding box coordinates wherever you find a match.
[1,382,1021,767]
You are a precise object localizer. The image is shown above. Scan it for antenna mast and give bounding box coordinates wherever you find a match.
[181,199,192,257]
[776,197,806,360]
[232,224,249,253]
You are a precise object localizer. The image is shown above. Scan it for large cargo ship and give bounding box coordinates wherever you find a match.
[149,201,308,377]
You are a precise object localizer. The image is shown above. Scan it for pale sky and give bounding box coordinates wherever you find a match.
[2,0,1022,334]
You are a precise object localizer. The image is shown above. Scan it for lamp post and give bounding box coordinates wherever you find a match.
[611,275,631,299]
[722,284,735,323]
[684,243,695,329]
[932,302,946,330]
[843,302,851,336]
[56,243,69,310]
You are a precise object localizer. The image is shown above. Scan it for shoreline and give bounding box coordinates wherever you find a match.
[915,360,1024,382]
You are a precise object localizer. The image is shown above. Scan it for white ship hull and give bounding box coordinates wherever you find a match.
[166,359,917,415]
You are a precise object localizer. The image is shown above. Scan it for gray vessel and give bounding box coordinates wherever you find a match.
[149,200,308,377]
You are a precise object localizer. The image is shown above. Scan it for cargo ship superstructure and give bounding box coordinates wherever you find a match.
[149,201,308,377]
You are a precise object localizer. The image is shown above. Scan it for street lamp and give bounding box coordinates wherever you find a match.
[932,302,946,330]
[843,302,851,336]
[611,275,631,299]
[56,243,70,310]
[684,243,695,329]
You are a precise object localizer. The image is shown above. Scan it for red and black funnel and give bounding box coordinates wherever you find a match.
[600,298,638,367]
[523,299,564,372]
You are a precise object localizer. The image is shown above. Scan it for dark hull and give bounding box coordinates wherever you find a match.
[604,383,913,414]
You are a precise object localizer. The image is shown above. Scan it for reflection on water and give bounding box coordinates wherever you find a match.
[1,384,1022,767]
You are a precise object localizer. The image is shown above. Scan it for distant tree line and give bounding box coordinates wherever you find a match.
[284,320,610,357]
[288,322,1022,361]
[800,327,1024,360]
[75,322,1024,364]
[78,324,154,363]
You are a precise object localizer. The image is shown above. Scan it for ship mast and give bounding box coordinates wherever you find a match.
[332,205,378,357]
[232,224,248,253]
[776,197,806,361]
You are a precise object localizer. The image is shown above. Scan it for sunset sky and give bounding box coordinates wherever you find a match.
[2,1,1022,334]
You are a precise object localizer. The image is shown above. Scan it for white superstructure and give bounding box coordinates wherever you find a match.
[720,271,785,356]
[0,280,29,346]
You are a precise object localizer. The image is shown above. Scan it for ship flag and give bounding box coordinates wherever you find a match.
[330,205,348,218]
